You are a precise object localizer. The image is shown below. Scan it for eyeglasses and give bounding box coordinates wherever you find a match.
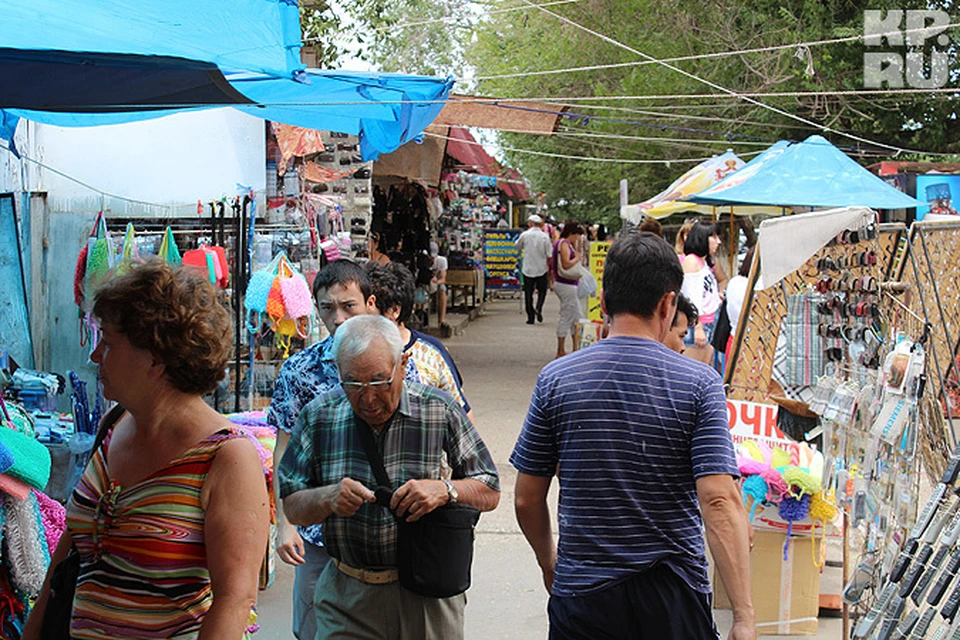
[340,362,400,393]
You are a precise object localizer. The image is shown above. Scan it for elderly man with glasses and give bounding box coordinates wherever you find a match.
[279,314,500,640]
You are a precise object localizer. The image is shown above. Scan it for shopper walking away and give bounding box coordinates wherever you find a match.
[267,260,378,640]
[279,315,500,640]
[681,221,724,365]
[511,232,754,640]
[25,259,269,640]
[552,220,586,358]
[516,214,553,324]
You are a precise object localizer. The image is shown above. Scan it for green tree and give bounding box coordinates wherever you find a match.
[466,0,958,229]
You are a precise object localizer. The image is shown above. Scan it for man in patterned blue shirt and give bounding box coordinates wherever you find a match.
[267,259,377,640]
[511,233,755,640]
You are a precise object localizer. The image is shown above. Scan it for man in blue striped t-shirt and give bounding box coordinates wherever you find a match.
[511,232,755,640]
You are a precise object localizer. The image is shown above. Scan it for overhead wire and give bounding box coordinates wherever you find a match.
[516,0,957,157]
[475,22,960,81]
[423,131,763,164]
[301,0,581,43]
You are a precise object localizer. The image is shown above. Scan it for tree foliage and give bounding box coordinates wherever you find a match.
[465,0,958,228]
[305,0,958,229]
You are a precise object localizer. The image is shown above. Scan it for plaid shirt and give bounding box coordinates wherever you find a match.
[268,337,420,547]
[278,381,499,569]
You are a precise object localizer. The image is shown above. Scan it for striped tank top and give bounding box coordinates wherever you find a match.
[66,426,251,639]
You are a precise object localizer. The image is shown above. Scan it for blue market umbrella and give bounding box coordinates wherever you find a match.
[685,135,924,210]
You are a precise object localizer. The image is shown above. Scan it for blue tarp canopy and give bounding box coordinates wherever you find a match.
[0,1,453,159]
[685,135,924,210]
[3,70,453,160]
[2,0,302,80]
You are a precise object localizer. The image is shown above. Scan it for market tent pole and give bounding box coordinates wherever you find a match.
[729,207,735,275]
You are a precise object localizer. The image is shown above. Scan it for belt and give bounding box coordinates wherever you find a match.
[333,559,399,585]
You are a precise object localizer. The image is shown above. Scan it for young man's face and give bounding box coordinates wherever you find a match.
[315,282,376,335]
[663,311,689,354]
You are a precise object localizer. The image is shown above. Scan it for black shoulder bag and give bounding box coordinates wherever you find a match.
[711,297,732,353]
[353,418,480,598]
[41,404,125,640]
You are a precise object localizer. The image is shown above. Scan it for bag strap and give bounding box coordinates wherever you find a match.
[353,417,393,489]
[93,404,125,455]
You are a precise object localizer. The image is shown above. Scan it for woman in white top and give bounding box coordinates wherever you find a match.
[680,221,723,365]
[724,245,756,358]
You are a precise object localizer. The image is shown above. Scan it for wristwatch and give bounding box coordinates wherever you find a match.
[441,478,458,504]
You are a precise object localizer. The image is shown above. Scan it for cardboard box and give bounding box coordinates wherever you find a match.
[713,530,820,635]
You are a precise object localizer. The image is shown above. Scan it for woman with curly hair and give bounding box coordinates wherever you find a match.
[25,259,269,640]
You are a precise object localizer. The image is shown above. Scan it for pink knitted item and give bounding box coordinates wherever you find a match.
[280,273,313,319]
[33,489,66,554]
[0,473,30,500]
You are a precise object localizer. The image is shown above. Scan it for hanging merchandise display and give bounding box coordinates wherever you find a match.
[72,211,115,350]
[438,172,505,267]
[157,226,182,265]
[244,252,312,358]
[0,393,65,634]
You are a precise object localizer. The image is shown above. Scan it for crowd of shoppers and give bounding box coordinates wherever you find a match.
[39,215,755,640]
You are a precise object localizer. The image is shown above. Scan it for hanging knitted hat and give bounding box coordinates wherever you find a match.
[778,494,811,560]
[742,475,768,522]
[266,276,286,326]
[809,490,839,568]
[0,428,51,491]
[280,272,313,319]
[783,467,822,500]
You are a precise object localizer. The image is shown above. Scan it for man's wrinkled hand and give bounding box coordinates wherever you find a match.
[328,478,375,517]
[276,521,305,566]
[390,479,449,522]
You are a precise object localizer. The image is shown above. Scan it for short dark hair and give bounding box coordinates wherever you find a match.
[638,217,662,237]
[739,245,756,278]
[683,221,717,266]
[365,261,415,325]
[311,259,371,301]
[674,292,698,327]
[603,232,683,318]
[560,219,584,238]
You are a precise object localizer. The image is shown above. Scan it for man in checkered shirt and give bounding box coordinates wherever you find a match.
[279,315,499,639]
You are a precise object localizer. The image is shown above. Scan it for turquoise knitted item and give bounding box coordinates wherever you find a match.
[742,475,768,522]
[0,428,51,491]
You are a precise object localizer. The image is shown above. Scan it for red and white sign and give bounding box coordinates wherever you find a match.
[726,400,791,448]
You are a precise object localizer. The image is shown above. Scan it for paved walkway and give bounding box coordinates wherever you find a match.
[255,294,842,639]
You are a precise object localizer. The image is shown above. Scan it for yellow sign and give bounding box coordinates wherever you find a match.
[587,241,611,322]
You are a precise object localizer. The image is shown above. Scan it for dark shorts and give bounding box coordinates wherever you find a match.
[548,564,720,640]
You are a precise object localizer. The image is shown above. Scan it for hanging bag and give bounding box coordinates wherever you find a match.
[41,405,124,640]
[115,222,140,275]
[556,240,586,281]
[354,417,480,598]
[157,226,182,265]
